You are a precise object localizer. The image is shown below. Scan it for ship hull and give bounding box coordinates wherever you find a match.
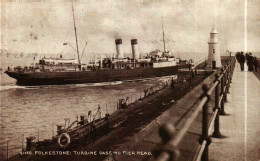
[5,65,186,86]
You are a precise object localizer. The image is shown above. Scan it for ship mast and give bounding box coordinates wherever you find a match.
[161,16,166,54]
[72,4,81,66]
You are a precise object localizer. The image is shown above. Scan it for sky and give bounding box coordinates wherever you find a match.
[1,0,260,57]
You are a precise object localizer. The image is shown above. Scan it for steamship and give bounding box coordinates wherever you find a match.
[5,6,190,86]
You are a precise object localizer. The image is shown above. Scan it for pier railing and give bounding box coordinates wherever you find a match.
[154,57,236,161]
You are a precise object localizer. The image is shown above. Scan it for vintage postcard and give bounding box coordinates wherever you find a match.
[1,0,259,161]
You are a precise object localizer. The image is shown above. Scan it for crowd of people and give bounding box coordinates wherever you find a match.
[236,52,258,72]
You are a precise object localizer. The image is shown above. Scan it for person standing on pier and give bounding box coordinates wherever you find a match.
[235,52,240,62]
[239,52,245,71]
[253,56,258,72]
[245,52,250,70]
[247,53,254,72]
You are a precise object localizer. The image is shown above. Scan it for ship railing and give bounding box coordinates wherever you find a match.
[152,57,236,161]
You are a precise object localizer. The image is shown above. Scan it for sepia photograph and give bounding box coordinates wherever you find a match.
[0,0,259,161]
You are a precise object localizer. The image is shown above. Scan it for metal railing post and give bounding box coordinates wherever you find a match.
[199,85,211,161]
[223,66,228,102]
[232,58,235,78]
[230,59,234,83]
[220,93,226,115]
[229,61,232,83]
[220,69,227,115]
[212,74,222,138]
[157,123,180,161]
[226,64,230,94]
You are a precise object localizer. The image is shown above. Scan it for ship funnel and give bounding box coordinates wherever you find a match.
[131,39,140,60]
[115,39,124,59]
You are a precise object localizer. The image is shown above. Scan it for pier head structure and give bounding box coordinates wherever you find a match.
[206,28,222,69]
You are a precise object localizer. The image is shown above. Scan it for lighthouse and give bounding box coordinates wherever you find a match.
[206,28,222,69]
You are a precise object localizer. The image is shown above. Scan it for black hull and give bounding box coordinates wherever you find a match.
[5,65,186,86]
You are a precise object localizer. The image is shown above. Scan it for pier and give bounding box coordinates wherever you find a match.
[144,58,260,161]
[209,62,260,161]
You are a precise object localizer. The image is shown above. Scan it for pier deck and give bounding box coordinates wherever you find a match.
[209,63,260,161]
